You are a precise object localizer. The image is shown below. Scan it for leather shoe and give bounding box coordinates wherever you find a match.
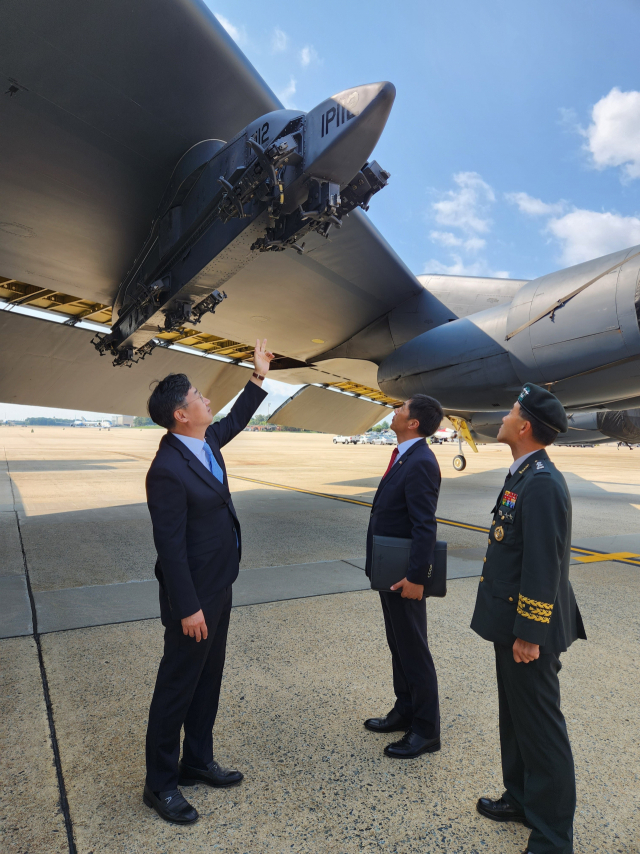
[364,708,411,733]
[143,783,198,824]
[383,728,441,758]
[178,758,243,788]
[476,796,531,828]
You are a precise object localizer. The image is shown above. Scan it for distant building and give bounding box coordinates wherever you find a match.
[112,415,135,427]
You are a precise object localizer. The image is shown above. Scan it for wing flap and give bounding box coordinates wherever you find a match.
[268,385,390,435]
[0,311,249,416]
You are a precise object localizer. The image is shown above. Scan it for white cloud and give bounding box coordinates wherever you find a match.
[426,173,500,276]
[429,230,462,247]
[547,209,640,266]
[277,77,297,109]
[271,28,288,52]
[429,231,485,252]
[584,88,640,180]
[432,171,495,234]
[300,45,318,67]
[505,192,565,217]
[423,255,510,278]
[463,236,487,253]
[214,13,246,45]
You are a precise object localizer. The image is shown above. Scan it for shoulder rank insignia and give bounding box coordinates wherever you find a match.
[535,460,546,470]
[494,526,504,541]
[502,490,518,508]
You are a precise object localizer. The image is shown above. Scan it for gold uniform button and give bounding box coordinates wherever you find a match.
[483,557,487,563]
[492,520,495,526]
[480,576,484,582]
[488,538,491,545]
[509,596,513,602]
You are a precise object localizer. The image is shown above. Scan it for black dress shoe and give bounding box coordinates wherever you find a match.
[476,796,531,828]
[143,784,198,824]
[364,708,411,733]
[178,759,243,788]
[383,728,441,758]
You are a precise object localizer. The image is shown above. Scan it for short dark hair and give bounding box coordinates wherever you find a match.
[147,373,191,430]
[520,410,558,446]
[407,394,444,437]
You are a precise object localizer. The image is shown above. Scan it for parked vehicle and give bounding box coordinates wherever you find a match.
[333,435,350,444]
[359,433,376,444]
[349,435,361,444]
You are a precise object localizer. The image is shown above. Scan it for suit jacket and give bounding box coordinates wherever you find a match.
[470,448,586,653]
[146,380,267,624]
[365,439,441,587]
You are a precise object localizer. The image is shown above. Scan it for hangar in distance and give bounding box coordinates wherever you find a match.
[2,0,640,465]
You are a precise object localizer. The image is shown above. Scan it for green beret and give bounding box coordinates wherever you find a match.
[517,383,568,434]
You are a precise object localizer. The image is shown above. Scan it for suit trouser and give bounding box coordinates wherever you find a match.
[494,643,575,854]
[379,591,440,739]
[145,586,232,791]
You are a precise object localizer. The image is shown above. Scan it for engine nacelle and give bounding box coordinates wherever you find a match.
[378,245,640,411]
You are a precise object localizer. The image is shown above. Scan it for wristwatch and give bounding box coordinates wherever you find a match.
[252,371,265,381]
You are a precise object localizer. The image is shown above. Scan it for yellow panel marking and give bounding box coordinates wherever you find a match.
[447,415,478,453]
[572,551,640,563]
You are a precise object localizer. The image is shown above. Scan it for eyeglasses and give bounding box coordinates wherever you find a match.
[174,390,204,413]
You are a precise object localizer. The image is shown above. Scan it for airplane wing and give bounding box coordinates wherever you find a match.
[0,0,451,416]
[0,0,280,307]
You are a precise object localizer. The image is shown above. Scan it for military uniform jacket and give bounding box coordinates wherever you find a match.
[470,448,586,653]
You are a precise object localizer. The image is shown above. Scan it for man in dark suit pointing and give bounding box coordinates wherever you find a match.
[143,340,273,824]
[364,394,444,758]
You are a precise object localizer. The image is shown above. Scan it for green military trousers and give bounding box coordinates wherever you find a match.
[494,644,576,854]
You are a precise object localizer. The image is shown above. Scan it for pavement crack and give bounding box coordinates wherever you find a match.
[5,451,77,854]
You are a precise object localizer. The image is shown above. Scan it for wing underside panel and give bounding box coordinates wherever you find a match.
[0,312,249,416]
[268,385,391,434]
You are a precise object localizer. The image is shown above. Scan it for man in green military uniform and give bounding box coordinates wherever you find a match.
[471,383,586,854]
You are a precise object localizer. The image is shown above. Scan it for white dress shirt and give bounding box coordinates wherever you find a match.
[509,449,538,476]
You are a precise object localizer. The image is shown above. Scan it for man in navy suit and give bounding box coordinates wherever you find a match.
[143,340,273,824]
[364,394,444,758]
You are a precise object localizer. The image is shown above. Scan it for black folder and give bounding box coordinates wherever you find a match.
[370,536,447,597]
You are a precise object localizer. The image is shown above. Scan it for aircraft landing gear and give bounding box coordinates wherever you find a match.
[453,454,466,471]
[452,434,466,470]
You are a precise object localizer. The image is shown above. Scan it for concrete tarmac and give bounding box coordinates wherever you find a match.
[1,426,639,853]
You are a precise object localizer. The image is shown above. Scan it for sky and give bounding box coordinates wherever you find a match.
[7,0,640,421]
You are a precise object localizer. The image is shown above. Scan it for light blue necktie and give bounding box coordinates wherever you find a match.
[203,442,224,483]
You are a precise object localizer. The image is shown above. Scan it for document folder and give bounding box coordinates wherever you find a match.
[370,536,447,598]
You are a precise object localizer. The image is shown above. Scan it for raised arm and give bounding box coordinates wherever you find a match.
[208,339,273,447]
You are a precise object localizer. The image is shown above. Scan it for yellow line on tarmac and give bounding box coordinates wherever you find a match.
[229,474,491,533]
[228,473,640,567]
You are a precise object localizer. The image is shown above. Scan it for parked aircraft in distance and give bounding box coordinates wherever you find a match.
[2,0,640,468]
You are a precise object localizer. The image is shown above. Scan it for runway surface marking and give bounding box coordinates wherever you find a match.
[228,473,640,568]
[103,455,640,568]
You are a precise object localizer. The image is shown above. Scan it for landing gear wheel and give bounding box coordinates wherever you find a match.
[453,455,466,471]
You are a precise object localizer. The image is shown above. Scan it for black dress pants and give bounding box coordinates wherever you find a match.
[379,591,440,738]
[494,643,576,854]
[145,586,232,792]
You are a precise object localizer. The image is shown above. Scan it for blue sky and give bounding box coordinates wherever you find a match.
[6,0,640,421]
[212,0,640,279]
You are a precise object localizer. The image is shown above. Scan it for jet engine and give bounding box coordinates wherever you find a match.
[378,245,640,411]
[567,409,640,444]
